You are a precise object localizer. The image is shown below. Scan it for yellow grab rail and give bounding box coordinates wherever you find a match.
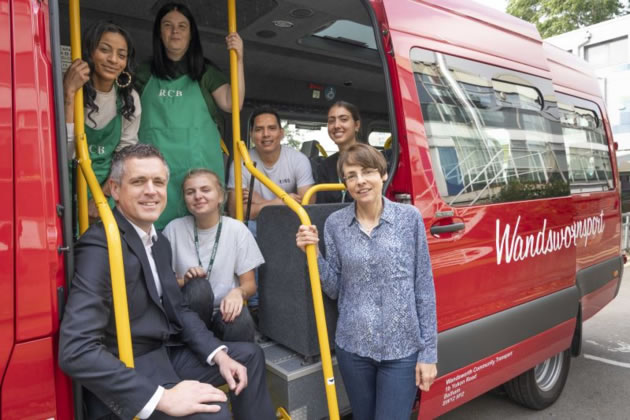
[69,0,136,380]
[315,142,329,158]
[236,141,340,420]
[69,0,89,233]
[228,0,243,221]
[220,138,230,156]
[301,184,346,206]
[228,2,338,417]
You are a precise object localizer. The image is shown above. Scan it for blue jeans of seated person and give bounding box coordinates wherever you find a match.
[335,345,419,420]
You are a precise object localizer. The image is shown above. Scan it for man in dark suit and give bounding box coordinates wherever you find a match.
[59,144,275,419]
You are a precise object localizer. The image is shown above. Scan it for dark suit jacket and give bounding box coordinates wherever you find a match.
[59,208,223,419]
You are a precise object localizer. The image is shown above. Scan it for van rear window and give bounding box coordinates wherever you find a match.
[556,95,614,193]
[411,48,571,206]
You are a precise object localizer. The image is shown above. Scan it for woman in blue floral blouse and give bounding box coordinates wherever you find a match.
[296,143,437,420]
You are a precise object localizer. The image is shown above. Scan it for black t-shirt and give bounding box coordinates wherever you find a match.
[316,152,352,204]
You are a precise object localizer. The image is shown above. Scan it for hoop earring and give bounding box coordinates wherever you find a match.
[115,71,132,89]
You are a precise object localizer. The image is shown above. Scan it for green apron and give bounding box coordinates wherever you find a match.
[85,108,121,186]
[77,101,121,206]
[138,74,223,230]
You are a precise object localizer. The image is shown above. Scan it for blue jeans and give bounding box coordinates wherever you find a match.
[335,345,418,420]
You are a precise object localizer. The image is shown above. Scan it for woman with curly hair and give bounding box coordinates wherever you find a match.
[63,21,140,219]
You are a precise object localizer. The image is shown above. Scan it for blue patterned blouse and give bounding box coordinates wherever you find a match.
[318,198,437,364]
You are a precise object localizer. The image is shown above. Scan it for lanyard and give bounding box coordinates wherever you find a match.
[193,217,223,279]
[339,177,346,203]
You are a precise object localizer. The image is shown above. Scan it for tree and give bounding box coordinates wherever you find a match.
[282,123,303,150]
[506,0,629,38]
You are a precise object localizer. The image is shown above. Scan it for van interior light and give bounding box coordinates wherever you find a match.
[273,20,294,28]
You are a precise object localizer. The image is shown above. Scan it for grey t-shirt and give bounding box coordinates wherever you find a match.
[162,215,264,309]
[227,145,314,200]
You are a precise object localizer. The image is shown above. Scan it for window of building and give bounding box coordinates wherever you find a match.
[411,48,570,206]
[585,37,628,68]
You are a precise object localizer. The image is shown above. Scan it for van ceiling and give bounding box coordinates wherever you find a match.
[57,0,388,114]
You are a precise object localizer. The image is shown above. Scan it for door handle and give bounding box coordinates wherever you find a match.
[430,222,465,235]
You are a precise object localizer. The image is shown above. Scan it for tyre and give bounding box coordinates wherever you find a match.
[504,349,571,410]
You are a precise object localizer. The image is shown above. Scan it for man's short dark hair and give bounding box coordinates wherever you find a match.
[249,107,282,131]
[110,144,169,184]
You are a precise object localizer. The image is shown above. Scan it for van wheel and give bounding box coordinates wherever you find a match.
[504,349,570,410]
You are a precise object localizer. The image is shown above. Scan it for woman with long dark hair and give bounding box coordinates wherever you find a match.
[316,100,362,203]
[136,2,245,229]
[63,21,139,219]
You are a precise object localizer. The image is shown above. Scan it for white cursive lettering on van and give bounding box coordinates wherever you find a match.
[495,211,605,265]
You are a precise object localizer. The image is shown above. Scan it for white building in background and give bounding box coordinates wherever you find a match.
[547,15,630,150]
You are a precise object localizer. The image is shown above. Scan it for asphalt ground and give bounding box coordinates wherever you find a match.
[440,269,630,420]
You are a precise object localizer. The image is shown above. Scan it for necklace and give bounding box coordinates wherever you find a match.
[193,216,223,280]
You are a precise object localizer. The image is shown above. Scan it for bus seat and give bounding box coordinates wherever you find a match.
[300,140,326,185]
[257,203,348,357]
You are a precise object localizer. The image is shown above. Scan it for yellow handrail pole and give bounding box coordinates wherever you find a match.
[237,142,340,420]
[76,155,135,369]
[220,138,230,156]
[301,184,346,206]
[68,0,89,233]
[228,0,244,221]
[69,0,135,379]
[315,142,329,158]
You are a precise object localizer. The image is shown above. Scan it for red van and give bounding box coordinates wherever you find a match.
[1,0,622,419]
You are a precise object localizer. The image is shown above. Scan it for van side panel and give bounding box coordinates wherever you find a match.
[419,319,575,417]
[383,29,577,329]
[1,338,58,419]
[545,46,622,276]
[377,2,620,418]
[0,0,15,385]
[13,0,63,341]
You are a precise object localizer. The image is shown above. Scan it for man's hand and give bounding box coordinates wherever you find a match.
[156,380,227,416]
[214,350,248,395]
[220,288,244,322]
[288,192,302,203]
[185,266,207,280]
[241,189,266,205]
[416,363,437,391]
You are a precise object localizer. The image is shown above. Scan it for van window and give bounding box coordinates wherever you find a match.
[556,95,614,193]
[368,131,391,148]
[411,48,569,206]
